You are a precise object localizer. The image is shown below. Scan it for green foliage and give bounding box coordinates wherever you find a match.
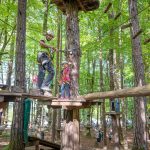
[0,0,149,123]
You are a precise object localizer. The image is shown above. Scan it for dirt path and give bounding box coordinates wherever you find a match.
[0,129,150,150]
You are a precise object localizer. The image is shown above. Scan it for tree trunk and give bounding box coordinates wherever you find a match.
[87,51,91,92]
[61,118,79,150]
[56,11,62,140]
[99,48,107,147]
[108,11,120,149]
[51,10,62,143]
[65,1,80,98]
[14,1,26,90]
[128,0,147,149]
[112,114,120,150]
[83,84,150,100]
[1,65,4,83]
[6,35,15,90]
[0,28,4,44]
[42,0,50,34]
[51,109,57,142]
[96,103,99,127]
[120,52,128,148]
[109,48,120,150]
[61,1,80,149]
[9,0,27,150]
[91,59,96,92]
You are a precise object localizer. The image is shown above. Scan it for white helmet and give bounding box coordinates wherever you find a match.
[61,61,68,65]
[46,30,54,37]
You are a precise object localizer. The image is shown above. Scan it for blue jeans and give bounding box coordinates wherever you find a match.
[61,83,70,98]
[37,61,54,89]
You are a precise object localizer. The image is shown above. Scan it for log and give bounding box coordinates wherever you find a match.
[61,119,79,150]
[83,84,150,101]
[132,29,143,39]
[104,2,112,13]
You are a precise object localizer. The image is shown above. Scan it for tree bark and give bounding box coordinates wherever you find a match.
[83,84,150,100]
[42,0,50,34]
[51,109,57,142]
[14,0,26,90]
[91,59,96,92]
[51,10,62,143]
[56,11,62,140]
[9,0,27,150]
[61,119,79,150]
[128,0,147,149]
[108,11,120,149]
[6,35,15,90]
[99,48,107,147]
[61,1,80,149]
[65,1,80,98]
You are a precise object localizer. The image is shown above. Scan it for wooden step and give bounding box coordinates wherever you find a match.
[51,100,84,107]
[105,111,121,115]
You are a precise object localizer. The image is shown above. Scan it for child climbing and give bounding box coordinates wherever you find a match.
[32,75,38,89]
[59,61,71,100]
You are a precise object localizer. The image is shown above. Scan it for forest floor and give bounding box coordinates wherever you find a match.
[0,128,150,150]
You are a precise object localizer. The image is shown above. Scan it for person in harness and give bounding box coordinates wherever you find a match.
[59,61,71,100]
[37,30,57,95]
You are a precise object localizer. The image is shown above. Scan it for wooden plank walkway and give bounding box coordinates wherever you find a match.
[0,91,104,108]
[0,91,57,102]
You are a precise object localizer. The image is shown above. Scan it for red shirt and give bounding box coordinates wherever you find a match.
[62,66,71,83]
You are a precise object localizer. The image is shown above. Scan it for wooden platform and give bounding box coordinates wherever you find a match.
[51,100,84,107]
[50,98,105,108]
[0,91,106,108]
[0,91,105,108]
[105,111,121,116]
[0,91,57,102]
[51,0,99,13]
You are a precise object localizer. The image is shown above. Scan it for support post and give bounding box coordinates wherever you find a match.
[35,141,39,150]
[61,1,80,149]
[102,100,107,148]
[61,109,80,150]
[112,114,120,150]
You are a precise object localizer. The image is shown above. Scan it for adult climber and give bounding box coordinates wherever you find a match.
[37,30,57,95]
